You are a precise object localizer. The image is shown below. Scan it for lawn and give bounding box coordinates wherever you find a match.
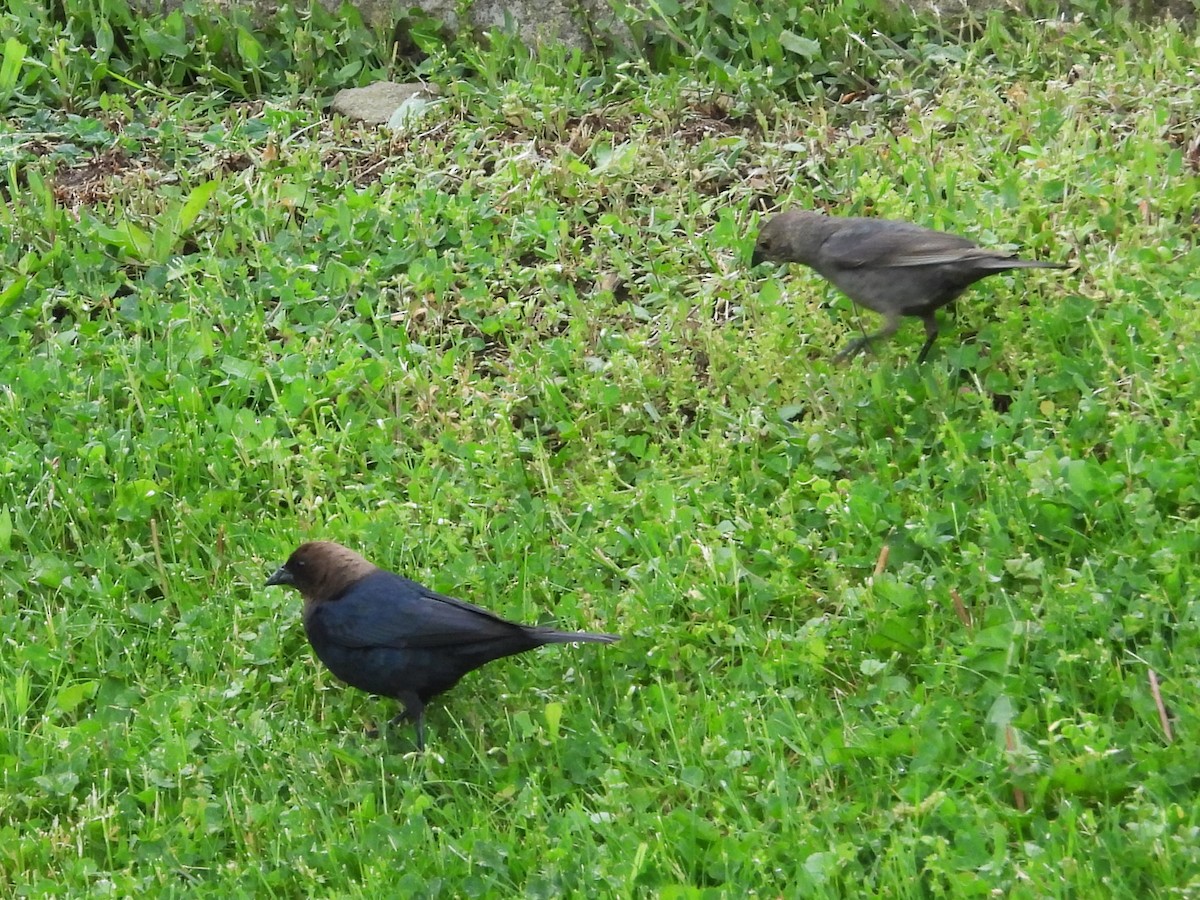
[2,2,1199,895]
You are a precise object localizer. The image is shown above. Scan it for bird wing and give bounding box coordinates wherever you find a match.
[311,570,524,650]
[822,222,1007,269]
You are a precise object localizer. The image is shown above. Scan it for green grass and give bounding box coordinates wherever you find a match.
[3,2,1200,896]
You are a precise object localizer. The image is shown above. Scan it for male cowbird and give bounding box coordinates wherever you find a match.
[752,209,1069,362]
[265,541,618,749]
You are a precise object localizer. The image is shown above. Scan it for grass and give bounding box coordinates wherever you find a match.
[2,2,1200,896]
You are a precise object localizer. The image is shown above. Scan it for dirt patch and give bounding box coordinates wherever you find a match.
[217,151,254,174]
[1176,123,1200,173]
[662,100,759,145]
[318,114,460,187]
[51,148,140,211]
[559,102,759,156]
[562,111,634,156]
[321,144,395,187]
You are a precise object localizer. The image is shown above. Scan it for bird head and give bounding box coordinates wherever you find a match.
[266,541,377,604]
[751,209,836,268]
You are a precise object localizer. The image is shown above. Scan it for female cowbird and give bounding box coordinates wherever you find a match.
[265,541,618,749]
[752,209,1069,362]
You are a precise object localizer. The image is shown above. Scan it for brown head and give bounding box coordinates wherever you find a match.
[265,541,378,605]
[750,209,841,268]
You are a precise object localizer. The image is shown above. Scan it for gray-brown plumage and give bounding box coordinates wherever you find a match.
[752,209,1069,362]
[265,541,618,749]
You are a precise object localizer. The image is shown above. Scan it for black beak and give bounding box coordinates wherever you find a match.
[265,565,295,587]
[750,248,767,268]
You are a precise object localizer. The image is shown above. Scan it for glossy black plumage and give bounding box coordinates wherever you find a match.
[266,541,617,749]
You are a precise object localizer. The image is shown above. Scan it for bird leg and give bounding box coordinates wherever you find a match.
[914,315,939,364]
[833,312,901,363]
[412,711,426,751]
[390,693,426,750]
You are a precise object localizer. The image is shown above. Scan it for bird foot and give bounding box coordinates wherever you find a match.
[388,709,426,751]
[833,337,872,363]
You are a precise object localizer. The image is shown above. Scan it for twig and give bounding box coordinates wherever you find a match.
[950,588,973,630]
[1005,725,1027,812]
[873,544,890,577]
[1148,669,1174,743]
[149,517,169,599]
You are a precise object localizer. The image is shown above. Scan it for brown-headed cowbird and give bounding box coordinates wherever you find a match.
[752,209,1069,362]
[265,540,618,749]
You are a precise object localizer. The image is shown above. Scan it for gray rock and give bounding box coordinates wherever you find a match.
[330,81,441,126]
[888,0,1192,19]
[135,1,1192,60]
[334,0,634,51]
[386,95,440,132]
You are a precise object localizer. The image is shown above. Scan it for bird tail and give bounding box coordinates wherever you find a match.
[531,627,620,645]
[1007,258,1070,269]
